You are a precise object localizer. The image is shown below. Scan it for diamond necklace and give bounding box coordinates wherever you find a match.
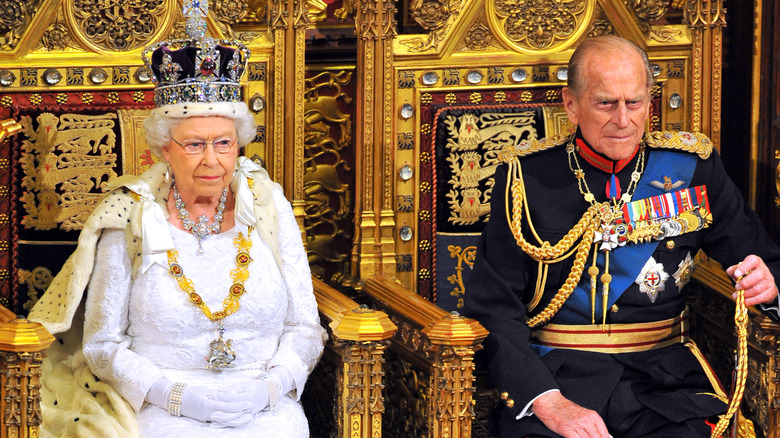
[566,135,646,325]
[172,182,228,254]
[167,228,254,369]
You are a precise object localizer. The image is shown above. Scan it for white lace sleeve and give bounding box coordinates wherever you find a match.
[82,229,165,412]
[266,188,326,399]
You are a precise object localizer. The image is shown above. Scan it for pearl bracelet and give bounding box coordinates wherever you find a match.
[263,377,279,408]
[168,382,187,417]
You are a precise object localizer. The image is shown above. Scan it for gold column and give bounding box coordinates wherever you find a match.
[423,315,489,438]
[0,313,55,438]
[269,0,310,236]
[686,0,725,148]
[354,0,398,279]
[313,278,397,438]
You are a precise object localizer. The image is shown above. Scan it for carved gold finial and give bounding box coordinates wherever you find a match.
[422,311,489,346]
[330,305,397,341]
[0,316,55,352]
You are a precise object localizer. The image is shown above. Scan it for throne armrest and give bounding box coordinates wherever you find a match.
[363,275,488,438]
[691,257,780,438]
[309,276,397,437]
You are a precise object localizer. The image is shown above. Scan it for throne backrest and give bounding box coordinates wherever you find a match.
[383,0,719,313]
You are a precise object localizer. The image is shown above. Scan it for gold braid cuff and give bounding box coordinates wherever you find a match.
[504,159,601,328]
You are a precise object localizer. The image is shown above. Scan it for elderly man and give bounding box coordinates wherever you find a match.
[464,35,780,438]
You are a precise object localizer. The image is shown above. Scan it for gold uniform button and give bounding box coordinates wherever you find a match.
[506,399,515,408]
[611,304,619,313]
[500,392,509,400]
[666,240,675,250]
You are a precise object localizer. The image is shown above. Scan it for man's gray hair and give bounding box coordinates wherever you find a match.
[567,35,654,96]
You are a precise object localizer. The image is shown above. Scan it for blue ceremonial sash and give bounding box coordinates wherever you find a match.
[551,150,698,324]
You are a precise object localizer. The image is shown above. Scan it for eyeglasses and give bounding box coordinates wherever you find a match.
[170,137,237,155]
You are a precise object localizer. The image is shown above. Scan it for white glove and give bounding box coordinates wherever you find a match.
[216,366,295,414]
[146,377,253,426]
[217,379,270,415]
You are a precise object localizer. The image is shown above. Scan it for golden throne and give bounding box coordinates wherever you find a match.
[339,0,779,436]
[0,1,398,437]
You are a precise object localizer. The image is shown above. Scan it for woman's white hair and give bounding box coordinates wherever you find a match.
[143,101,256,159]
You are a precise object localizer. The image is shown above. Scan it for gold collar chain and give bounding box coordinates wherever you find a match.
[167,227,254,369]
[167,228,253,321]
[566,135,645,228]
[566,135,646,325]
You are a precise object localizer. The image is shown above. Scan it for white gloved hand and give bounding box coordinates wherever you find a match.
[145,377,253,426]
[215,366,294,414]
[216,378,270,415]
[182,386,254,426]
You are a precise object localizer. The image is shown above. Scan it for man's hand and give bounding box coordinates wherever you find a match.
[533,391,610,438]
[726,255,779,307]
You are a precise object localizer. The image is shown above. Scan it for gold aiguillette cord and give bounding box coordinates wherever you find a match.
[589,244,599,324]
[709,283,749,437]
[587,244,612,329]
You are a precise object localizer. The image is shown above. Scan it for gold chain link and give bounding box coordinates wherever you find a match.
[167,229,254,321]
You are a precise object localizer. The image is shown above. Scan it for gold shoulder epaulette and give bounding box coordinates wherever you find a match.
[498,134,569,163]
[643,131,713,159]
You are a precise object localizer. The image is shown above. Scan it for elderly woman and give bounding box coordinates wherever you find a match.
[29,11,325,437]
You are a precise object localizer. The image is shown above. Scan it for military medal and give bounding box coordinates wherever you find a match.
[635,257,669,303]
[673,252,694,290]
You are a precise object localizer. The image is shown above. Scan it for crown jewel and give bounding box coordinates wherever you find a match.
[142,0,250,107]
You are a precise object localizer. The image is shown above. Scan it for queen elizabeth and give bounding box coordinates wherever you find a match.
[28,4,326,437]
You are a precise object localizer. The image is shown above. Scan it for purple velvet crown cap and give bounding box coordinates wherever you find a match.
[150,44,239,84]
[142,38,250,107]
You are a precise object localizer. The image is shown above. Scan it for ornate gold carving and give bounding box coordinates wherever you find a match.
[0,316,54,438]
[334,0,355,21]
[17,266,53,312]
[39,23,72,51]
[303,70,354,279]
[19,113,118,231]
[488,0,590,53]
[242,0,269,22]
[334,339,389,438]
[400,0,463,52]
[305,0,327,22]
[384,353,429,436]
[464,22,492,50]
[67,0,169,51]
[0,0,44,51]
[587,6,614,38]
[649,27,683,43]
[627,0,667,24]
[214,0,250,24]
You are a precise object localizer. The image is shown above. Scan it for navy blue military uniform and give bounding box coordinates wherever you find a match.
[463,131,780,438]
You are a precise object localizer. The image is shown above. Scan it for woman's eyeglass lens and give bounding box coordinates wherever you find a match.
[171,138,236,155]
